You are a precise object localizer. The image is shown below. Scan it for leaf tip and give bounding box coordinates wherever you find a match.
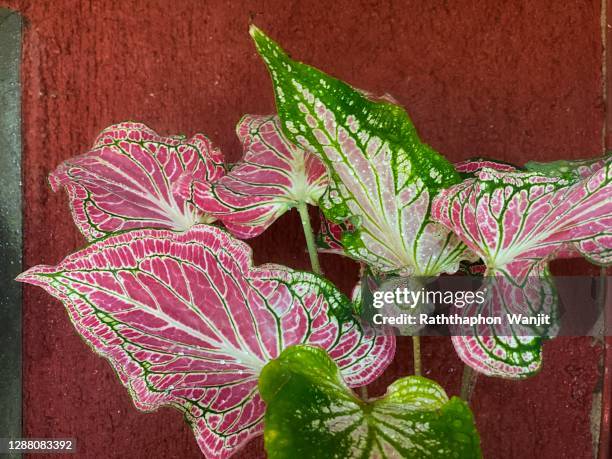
[15,265,51,286]
[48,164,66,193]
[248,25,285,63]
[248,23,262,39]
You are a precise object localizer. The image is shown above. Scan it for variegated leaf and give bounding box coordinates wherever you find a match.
[250,26,473,276]
[260,345,482,459]
[432,162,612,277]
[432,161,612,376]
[315,158,513,261]
[17,225,394,458]
[524,154,612,264]
[450,266,557,378]
[50,122,225,240]
[182,115,328,238]
[313,161,496,260]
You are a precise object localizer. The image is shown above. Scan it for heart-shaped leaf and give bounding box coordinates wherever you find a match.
[432,159,611,376]
[250,26,473,276]
[260,345,482,459]
[432,160,612,278]
[17,225,395,458]
[523,154,612,264]
[50,122,225,240]
[182,115,328,238]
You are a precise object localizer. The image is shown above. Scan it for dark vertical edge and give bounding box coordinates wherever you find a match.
[600,1,612,458]
[606,0,612,150]
[0,7,22,457]
[601,0,612,152]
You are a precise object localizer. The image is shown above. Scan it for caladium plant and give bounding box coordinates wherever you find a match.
[316,158,517,259]
[249,26,611,380]
[18,24,612,459]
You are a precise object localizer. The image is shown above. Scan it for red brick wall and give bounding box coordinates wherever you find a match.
[2,1,606,457]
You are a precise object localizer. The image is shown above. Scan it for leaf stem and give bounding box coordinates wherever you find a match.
[412,336,421,376]
[460,365,478,403]
[296,201,322,275]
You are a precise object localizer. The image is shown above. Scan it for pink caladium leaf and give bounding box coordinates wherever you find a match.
[432,159,612,377]
[181,115,329,238]
[432,161,612,277]
[523,153,612,264]
[50,122,225,241]
[446,159,518,276]
[17,225,394,458]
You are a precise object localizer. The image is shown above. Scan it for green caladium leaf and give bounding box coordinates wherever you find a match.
[259,345,482,459]
[250,26,474,276]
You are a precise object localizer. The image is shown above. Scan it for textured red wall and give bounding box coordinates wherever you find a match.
[2,0,608,457]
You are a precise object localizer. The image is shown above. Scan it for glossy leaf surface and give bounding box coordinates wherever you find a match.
[260,345,481,459]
